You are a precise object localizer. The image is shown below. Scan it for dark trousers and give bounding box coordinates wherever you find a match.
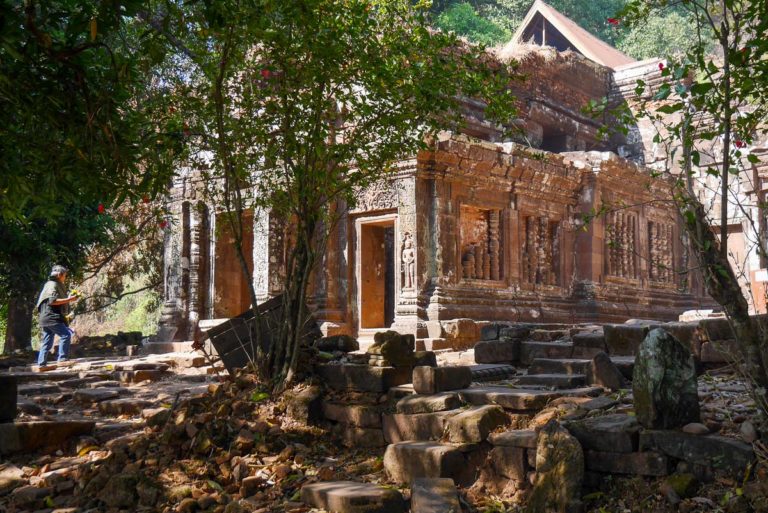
[38,323,72,365]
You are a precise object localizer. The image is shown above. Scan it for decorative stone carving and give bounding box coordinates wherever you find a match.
[460,206,502,281]
[401,232,415,290]
[649,220,674,284]
[523,215,559,286]
[606,211,638,279]
[351,178,399,213]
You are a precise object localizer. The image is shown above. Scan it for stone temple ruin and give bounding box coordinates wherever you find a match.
[156,3,715,349]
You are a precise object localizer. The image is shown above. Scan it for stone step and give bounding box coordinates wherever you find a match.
[470,364,518,381]
[528,358,590,376]
[139,341,215,355]
[17,383,62,396]
[611,356,636,380]
[514,373,587,388]
[4,372,79,384]
[383,410,459,443]
[0,420,95,455]
[301,481,406,513]
[383,441,469,485]
[458,385,602,411]
[520,341,574,365]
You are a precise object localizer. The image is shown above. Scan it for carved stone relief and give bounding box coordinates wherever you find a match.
[460,206,502,281]
[606,211,638,279]
[401,232,416,290]
[522,215,560,286]
[648,220,674,284]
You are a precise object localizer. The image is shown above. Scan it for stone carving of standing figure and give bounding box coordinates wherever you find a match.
[402,233,416,289]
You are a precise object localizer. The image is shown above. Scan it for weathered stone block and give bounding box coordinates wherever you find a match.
[334,425,386,448]
[98,398,152,416]
[567,414,640,453]
[459,386,601,411]
[633,329,700,429]
[316,335,359,352]
[411,478,461,513]
[323,402,382,428]
[382,411,458,443]
[664,322,701,358]
[74,388,121,404]
[529,358,589,376]
[588,352,627,390]
[0,421,95,455]
[490,446,527,481]
[317,364,411,392]
[383,441,466,485]
[395,392,462,414]
[414,351,438,367]
[480,323,502,341]
[515,374,586,388]
[639,431,755,474]
[528,420,584,513]
[368,331,415,367]
[572,332,607,351]
[474,340,520,364]
[585,450,668,476]
[301,481,406,513]
[699,340,740,363]
[413,366,472,394]
[604,325,650,356]
[520,341,573,365]
[499,326,531,340]
[441,318,479,343]
[697,317,733,342]
[447,405,508,443]
[489,429,537,449]
[285,385,323,424]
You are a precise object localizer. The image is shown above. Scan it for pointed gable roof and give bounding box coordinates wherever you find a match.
[502,0,635,69]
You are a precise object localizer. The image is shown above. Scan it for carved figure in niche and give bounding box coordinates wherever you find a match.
[401,232,415,289]
[462,245,476,279]
[459,206,502,281]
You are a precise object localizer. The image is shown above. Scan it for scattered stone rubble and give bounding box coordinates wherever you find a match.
[0,319,766,513]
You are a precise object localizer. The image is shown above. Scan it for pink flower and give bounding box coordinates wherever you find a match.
[260,69,271,79]
[97,203,105,214]
[658,62,665,71]
[735,140,747,148]
[607,18,620,26]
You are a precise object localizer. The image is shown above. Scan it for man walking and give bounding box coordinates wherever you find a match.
[35,265,79,365]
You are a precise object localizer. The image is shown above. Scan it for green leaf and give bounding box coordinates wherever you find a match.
[250,391,269,403]
[747,154,760,164]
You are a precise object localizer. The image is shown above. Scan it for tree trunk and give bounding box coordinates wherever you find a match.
[4,288,36,354]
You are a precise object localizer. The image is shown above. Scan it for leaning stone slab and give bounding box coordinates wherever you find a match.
[317,364,411,392]
[396,392,462,414]
[474,340,520,364]
[489,429,537,449]
[383,441,466,485]
[383,411,459,443]
[458,386,602,411]
[633,329,700,429]
[639,431,755,474]
[584,450,668,476]
[413,366,472,394]
[0,420,95,455]
[323,402,382,428]
[411,478,461,513]
[528,420,584,513]
[447,405,508,443]
[567,414,640,453]
[588,352,627,391]
[301,481,405,513]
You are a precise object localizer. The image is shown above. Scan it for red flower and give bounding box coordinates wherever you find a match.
[658,62,665,71]
[97,203,105,214]
[607,18,620,26]
[260,69,271,79]
[142,195,150,204]
[159,220,168,229]
[741,47,748,54]
[735,140,747,148]
[183,122,190,137]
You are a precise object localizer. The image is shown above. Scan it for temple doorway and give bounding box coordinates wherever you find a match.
[358,219,396,330]
[212,210,254,318]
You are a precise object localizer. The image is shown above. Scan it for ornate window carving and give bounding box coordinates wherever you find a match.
[522,215,560,286]
[460,206,502,281]
[606,211,638,279]
[648,220,675,284]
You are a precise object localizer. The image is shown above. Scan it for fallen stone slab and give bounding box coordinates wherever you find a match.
[142,407,171,427]
[639,431,755,474]
[584,450,669,476]
[581,396,618,411]
[567,414,640,453]
[447,405,508,443]
[114,361,170,371]
[515,374,586,388]
[489,446,527,481]
[317,364,411,393]
[572,332,607,351]
[474,340,520,364]
[469,364,517,382]
[396,392,462,414]
[588,352,627,390]
[113,369,171,383]
[17,383,61,396]
[413,366,472,394]
[458,386,602,411]
[10,484,52,506]
[301,481,406,513]
[0,420,95,455]
[520,341,574,365]
[528,420,584,513]
[322,402,382,428]
[58,376,104,389]
[411,478,460,513]
[383,410,459,443]
[74,388,122,404]
[0,463,24,496]
[98,398,153,416]
[383,441,467,485]
[489,429,537,449]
